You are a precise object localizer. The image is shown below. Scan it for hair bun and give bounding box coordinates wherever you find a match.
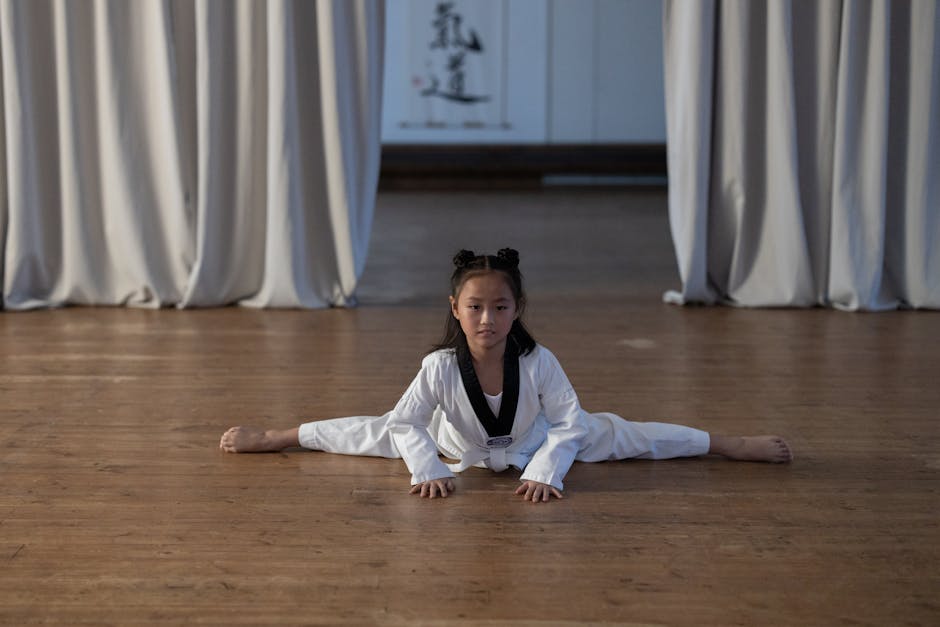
[453,249,477,269]
[496,248,520,268]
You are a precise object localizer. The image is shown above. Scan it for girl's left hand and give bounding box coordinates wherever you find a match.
[515,480,564,503]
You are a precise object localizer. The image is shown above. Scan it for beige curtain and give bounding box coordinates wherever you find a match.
[663,1,939,310]
[0,0,383,310]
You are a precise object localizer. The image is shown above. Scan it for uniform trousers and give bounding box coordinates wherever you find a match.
[297,411,711,465]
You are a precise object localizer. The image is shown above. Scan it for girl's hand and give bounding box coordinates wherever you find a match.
[410,478,456,499]
[515,480,564,503]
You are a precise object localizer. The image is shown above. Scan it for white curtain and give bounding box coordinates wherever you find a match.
[663,0,939,310]
[0,0,383,310]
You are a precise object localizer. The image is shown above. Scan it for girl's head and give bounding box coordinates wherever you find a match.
[433,248,536,356]
[449,248,526,313]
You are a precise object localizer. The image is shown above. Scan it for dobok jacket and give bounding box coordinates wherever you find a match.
[388,344,588,490]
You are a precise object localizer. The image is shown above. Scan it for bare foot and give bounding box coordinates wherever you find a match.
[219,426,281,453]
[710,435,793,463]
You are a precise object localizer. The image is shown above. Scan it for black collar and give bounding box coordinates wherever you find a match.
[456,336,520,437]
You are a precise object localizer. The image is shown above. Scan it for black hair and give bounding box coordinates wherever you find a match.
[430,248,537,356]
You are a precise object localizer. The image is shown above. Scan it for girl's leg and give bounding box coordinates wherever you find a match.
[297,414,401,458]
[219,426,299,453]
[220,414,402,459]
[577,414,711,462]
[577,413,792,463]
[708,434,792,463]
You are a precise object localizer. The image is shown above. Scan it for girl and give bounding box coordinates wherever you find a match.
[220,249,792,503]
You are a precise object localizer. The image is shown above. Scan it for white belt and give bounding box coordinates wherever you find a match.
[446,446,526,474]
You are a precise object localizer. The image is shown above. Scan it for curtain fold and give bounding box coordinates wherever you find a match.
[0,0,383,310]
[663,0,939,310]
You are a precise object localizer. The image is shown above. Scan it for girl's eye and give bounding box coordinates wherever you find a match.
[496,306,508,311]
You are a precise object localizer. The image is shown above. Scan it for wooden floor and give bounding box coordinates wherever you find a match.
[2,189,939,626]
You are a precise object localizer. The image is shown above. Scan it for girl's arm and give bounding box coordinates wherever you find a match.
[518,349,587,492]
[388,417,455,487]
[387,356,456,489]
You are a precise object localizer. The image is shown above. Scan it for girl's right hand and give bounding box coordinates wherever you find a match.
[410,478,456,499]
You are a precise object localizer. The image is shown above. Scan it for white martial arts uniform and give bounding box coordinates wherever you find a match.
[297,344,710,490]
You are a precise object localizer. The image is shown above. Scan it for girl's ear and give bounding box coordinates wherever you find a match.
[449,295,459,318]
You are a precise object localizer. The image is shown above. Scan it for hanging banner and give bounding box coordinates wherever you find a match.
[409,0,503,128]
[383,0,547,143]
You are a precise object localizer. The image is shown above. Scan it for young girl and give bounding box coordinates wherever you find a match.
[220,248,792,503]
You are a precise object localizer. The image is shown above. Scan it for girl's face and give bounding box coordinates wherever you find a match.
[450,272,518,355]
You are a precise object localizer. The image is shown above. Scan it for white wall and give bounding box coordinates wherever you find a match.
[381,0,666,144]
[549,0,666,143]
